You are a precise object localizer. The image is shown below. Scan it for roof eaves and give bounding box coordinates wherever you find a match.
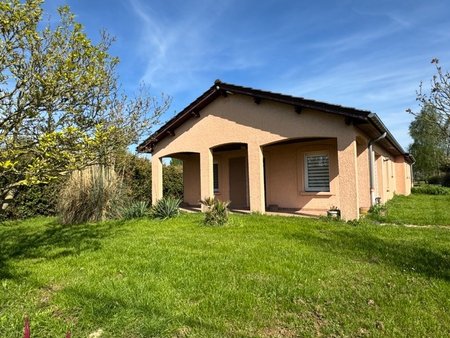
[136,81,408,161]
[367,113,414,164]
[218,82,371,120]
[137,84,219,153]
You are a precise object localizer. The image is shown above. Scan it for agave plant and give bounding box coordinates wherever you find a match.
[199,197,216,208]
[121,201,149,220]
[151,197,181,219]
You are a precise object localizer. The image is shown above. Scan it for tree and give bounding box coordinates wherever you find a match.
[0,0,169,211]
[408,104,447,180]
[408,58,450,146]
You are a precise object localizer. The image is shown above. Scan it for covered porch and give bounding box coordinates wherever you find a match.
[152,137,353,217]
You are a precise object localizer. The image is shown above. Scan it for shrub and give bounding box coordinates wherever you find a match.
[200,197,230,226]
[412,184,450,195]
[118,153,152,204]
[427,175,442,185]
[442,173,450,187]
[163,164,183,199]
[121,201,149,220]
[58,165,126,225]
[116,152,184,204]
[368,203,387,222]
[151,197,181,219]
[1,182,59,220]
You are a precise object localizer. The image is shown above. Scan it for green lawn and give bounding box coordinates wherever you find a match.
[383,193,450,226]
[1,213,449,337]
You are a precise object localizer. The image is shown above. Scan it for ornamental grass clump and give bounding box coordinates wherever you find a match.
[151,196,181,219]
[58,165,125,225]
[200,197,230,226]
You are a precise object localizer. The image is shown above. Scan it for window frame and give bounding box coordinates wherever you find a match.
[304,152,330,193]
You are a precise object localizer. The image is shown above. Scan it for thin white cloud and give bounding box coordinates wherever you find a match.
[124,0,450,149]
[127,0,263,92]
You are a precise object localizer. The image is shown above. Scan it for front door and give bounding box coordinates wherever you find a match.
[229,157,248,209]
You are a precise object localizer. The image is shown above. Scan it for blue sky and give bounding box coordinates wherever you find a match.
[43,0,450,150]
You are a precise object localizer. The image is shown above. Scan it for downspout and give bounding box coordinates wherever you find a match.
[368,132,387,206]
[410,159,416,188]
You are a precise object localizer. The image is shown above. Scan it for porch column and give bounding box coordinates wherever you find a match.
[200,148,213,209]
[151,155,163,205]
[248,143,265,213]
[337,134,359,220]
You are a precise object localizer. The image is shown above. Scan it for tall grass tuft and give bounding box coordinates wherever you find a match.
[58,165,125,225]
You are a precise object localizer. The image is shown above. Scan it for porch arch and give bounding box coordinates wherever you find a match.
[160,152,201,207]
[211,143,250,209]
[261,137,339,216]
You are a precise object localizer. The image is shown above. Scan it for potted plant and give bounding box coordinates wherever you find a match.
[327,206,341,219]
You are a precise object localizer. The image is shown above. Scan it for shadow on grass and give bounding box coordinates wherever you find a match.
[61,287,244,337]
[0,219,126,279]
[287,229,450,281]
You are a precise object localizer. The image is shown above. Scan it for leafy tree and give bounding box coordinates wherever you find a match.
[408,104,447,180]
[170,158,183,166]
[408,58,450,149]
[0,0,169,212]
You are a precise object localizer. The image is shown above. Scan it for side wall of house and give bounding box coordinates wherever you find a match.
[372,143,403,203]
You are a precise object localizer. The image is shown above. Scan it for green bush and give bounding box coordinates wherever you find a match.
[116,152,152,204]
[117,153,184,204]
[163,164,183,199]
[367,203,387,222]
[200,197,230,226]
[1,182,59,220]
[151,197,181,219]
[58,165,126,225]
[427,175,442,185]
[121,201,149,220]
[412,184,450,195]
[441,173,450,187]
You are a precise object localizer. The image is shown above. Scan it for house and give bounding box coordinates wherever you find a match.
[137,80,414,220]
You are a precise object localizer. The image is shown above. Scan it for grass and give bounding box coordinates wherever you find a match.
[381,193,450,226]
[1,213,449,337]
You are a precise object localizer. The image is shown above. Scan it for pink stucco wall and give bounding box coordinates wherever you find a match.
[151,94,412,220]
[263,139,339,214]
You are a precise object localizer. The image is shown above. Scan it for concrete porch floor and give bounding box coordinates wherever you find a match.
[179,206,322,218]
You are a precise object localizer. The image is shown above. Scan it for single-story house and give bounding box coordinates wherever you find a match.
[137,80,414,220]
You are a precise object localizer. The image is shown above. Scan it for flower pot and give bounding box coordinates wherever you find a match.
[327,209,341,219]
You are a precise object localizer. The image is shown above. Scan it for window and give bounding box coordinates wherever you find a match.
[213,162,219,192]
[305,154,330,192]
